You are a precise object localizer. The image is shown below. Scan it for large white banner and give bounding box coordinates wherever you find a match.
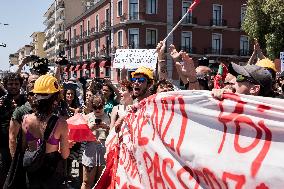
[104,91,284,189]
[113,49,158,70]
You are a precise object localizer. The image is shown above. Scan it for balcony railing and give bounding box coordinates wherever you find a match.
[100,21,110,32]
[204,48,222,55]
[179,46,197,54]
[90,27,99,36]
[239,49,251,56]
[210,19,227,27]
[91,51,100,59]
[181,16,197,25]
[129,12,139,20]
[56,3,64,10]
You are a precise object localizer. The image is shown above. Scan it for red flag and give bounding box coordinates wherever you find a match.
[214,63,228,89]
[67,114,96,142]
[188,0,200,12]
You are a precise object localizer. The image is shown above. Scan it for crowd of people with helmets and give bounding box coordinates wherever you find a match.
[0,40,283,189]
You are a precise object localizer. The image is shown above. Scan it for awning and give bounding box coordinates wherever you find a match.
[69,65,75,71]
[99,60,111,67]
[82,63,89,70]
[75,64,81,71]
[63,66,69,72]
[90,62,98,68]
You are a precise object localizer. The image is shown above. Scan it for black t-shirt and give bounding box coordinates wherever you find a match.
[0,94,26,148]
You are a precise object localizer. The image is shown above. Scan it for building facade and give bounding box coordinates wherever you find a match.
[30,32,47,59]
[43,0,85,64]
[64,0,249,84]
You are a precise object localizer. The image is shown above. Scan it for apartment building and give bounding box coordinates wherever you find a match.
[43,0,85,64]
[30,32,47,58]
[9,53,19,66]
[64,0,248,84]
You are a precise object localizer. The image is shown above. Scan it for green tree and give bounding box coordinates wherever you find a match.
[243,0,284,60]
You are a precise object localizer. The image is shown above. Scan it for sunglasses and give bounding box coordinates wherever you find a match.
[236,75,260,86]
[131,77,146,83]
[93,105,103,110]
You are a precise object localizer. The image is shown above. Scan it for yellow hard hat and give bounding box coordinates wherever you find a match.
[256,59,276,72]
[131,66,154,80]
[32,74,60,94]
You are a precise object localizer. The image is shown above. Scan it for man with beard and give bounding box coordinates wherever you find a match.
[131,66,154,102]
[0,73,26,187]
[9,74,39,158]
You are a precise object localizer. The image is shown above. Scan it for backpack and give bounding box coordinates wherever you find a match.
[23,115,59,173]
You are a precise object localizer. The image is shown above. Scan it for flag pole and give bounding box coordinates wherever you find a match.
[162,0,200,43]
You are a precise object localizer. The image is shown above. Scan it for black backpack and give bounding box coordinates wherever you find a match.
[23,115,59,173]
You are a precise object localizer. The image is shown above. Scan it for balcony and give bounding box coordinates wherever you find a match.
[179,46,197,54]
[204,48,237,55]
[44,41,56,52]
[56,2,64,12]
[120,12,144,23]
[76,35,83,44]
[210,19,227,27]
[181,16,197,25]
[83,30,91,40]
[56,16,65,24]
[100,21,110,32]
[204,48,222,55]
[145,44,156,49]
[239,49,251,57]
[91,51,100,59]
[90,27,100,36]
[70,37,77,46]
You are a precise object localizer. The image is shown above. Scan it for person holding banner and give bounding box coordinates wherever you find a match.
[81,95,110,189]
[213,63,273,99]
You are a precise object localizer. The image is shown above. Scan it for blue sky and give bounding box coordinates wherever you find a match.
[0,0,53,71]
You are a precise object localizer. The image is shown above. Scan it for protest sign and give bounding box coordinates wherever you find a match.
[280,52,284,72]
[113,49,157,70]
[101,91,284,189]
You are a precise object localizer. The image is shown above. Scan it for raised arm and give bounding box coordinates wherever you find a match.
[168,44,188,85]
[156,41,168,80]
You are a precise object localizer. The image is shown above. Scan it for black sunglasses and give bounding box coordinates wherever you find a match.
[131,77,146,83]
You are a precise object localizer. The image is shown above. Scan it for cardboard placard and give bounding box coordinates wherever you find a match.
[113,49,157,70]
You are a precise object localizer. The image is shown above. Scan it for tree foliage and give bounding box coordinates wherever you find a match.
[243,0,284,60]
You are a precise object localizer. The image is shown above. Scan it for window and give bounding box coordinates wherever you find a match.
[128,28,139,48]
[105,67,111,77]
[95,15,99,31]
[87,20,90,35]
[87,43,91,59]
[181,31,192,53]
[95,39,100,56]
[212,33,222,54]
[241,6,247,23]
[182,1,192,23]
[106,8,110,23]
[80,25,83,37]
[212,4,222,26]
[117,0,123,16]
[240,36,249,56]
[73,47,77,59]
[129,0,138,20]
[146,29,157,48]
[106,35,110,54]
[118,30,123,47]
[73,28,76,38]
[146,0,157,14]
[80,45,84,60]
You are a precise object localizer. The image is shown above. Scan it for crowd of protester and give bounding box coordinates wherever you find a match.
[0,39,283,189]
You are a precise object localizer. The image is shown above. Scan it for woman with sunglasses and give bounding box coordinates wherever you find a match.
[81,95,110,189]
